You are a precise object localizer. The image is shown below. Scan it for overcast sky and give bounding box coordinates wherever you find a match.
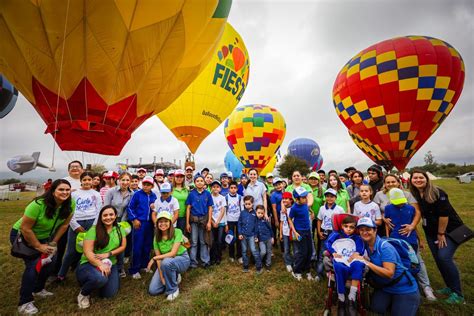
[1,0,473,179]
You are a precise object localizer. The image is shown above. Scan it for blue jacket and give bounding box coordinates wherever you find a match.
[257,218,273,242]
[238,209,258,237]
[127,189,157,222]
[326,231,365,255]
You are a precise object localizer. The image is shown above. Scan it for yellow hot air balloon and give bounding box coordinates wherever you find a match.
[261,155,278,175]
[0,0,232,155]
[157,22,250,153]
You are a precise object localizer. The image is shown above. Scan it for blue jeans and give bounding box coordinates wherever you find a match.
[259,239,273,267]
[210,226,225,263]
[416,249,431,290]
[241,236,262,269]
[148,253,190,296]
[426,235,462,295]
[190,222,210,267]
[58,218,95,278]
[282,235,293,266]
[227,221,242,259]
[129,220,154,274]
[76,263,119,297]
[333,260,365,294]
[293,230,312,274]
[370,290,420,316]
[177,217,186,233]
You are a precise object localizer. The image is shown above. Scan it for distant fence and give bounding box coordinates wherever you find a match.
[0,189,20,201]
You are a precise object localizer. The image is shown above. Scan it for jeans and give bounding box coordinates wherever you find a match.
[259,239,273,267]
[241,236,262,269]
[293,230,312,274]
[148,253,190,296]
[282,235,293,266]
[227,221,242,259]
[370,290,420,316]
[190,222,210,267]
[210,226,225,263]
[177,217,186,233]
[129,220,154,274]
[52,230,68,275]
[416,249,431,290]
[58,218,95,278]
[333,260,365,294]
[10,229,55,306]
[426,235,462,295]
[76,263,119,297]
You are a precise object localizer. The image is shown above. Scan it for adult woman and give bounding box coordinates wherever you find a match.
[285,170,313,208]
[172,169,189,232]
[205,173,214,191]
[244,169,268,210]
[11,179,75,314]
[346,170,364,211]
[353,218,420,315]
[148,212,190,301]
[76,205,126,309]
[92,173,101,192]
[409,169,465,304]
[326,174,350,212]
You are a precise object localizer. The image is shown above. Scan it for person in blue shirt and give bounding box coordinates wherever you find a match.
[185,174,213,268]
[127,176,157,279]
[256,205,273,270]
[220,173,230,196]
[270,177,284,249]
[288,187,313,281]
[238,195,262,274]
[353,218,420,316]
[237,174,248,196]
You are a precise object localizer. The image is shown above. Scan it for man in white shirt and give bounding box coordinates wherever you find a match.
[63,160,83,191]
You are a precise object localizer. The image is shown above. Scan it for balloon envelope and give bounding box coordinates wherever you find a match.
[287,138,320,167]
[312,155,324,171]
[261,155,278,176]
[0,0,231,155]
[333,36,465,170]
[158,22,250,153]
[224,150,244,179]
[0,74,18,118]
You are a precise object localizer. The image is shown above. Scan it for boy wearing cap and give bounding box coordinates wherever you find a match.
[265,173,274,195]
[220,173,230,196]
[151,182,179,226]
[280,192,294,272]
[127,176,158,279]
[210,180,227,265]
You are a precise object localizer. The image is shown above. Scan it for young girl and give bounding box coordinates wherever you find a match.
[151,182,179,226]
[352,184,382,226]
[326,174,350,212]
[100,171,118,204]
[58,171,102,280]
[347,170,365,211]
[280,192,294,272]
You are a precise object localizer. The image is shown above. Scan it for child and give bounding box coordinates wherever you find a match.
[127,176,157,279]
[185,174,213,268]
[238,195,262,274]
[288,187,313,281]
[280,192,294,272]
[151,182,179,226]
[327,174,351,212]
[256,205,273,270]
[270,178,284,247]
[353,184,382,226]
[226,181,243,263]
[130,174,140,192]
[326,215,365,315]
[210,180,227,265]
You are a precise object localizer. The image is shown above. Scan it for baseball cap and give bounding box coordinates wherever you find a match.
[168,170,175,176]
[227,171,233,178]
[137,167,146,173]
[155,169,164,176]
[388,188,408,205]
[240,173,248,179]
[266,172,274,178]
[156,211,173,221]
[142,176,154,185]
[220,172,228,179]
[308,172,320,180]
[103,171,118,179]
[344,167,356,173]
[194,174,204,182]
[282,192,293,199]
[324,188,338,196]
[272,177,283,185]
[185,166,194,171]
[293,186,309,199]
[211,180,222,187]
[160,182,172,193]
[357,217,377,228]
[174,169,185,176]
[201,167,210,173]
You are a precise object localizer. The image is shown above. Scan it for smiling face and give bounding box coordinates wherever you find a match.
[205,174,213,185]
[308,177,319,188]
[92,176,101,188]
[68,162,83,179]
[211,184,221,194]
[158,218,171,231]
[137,170,146,180]
[328,175,338,189]
[325,194,336,204]
[120,175,130,189]
[185,169,193,179]
[194,177,205,189]
[384,175,401,191]
[130,178,139,190]
[175,175,184,185]
[248,170,258,182]
[80,175,93,190]
[53,183,71,204]
[292,171,302,185]
[410,172,427,190]
[358,226,376,243]
[101,207,117,227]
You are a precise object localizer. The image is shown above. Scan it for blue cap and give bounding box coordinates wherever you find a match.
[211,180,222,187]
[240,174,248,179]
[220,172,228,179]
[160,182,172,193]
[193,173,204,182]
[357,217,377,228]
[293,186,309,198]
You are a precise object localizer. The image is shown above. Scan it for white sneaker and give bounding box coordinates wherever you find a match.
[77,292,90,309]
[424,286,437,301]
[238,257,243,264]
[177,273,182,284]
[124,257,129,264]
[119,269,127,278]
[132,272,142,279]
[32,289,53,298]
[286,265,293,273]
[229,258,235,263]
[306,273,314,281]
[315,275,321,282]
[144,268,154,274]
[166,288,180,301]
[292,272,302,281]
[18,302,38,315]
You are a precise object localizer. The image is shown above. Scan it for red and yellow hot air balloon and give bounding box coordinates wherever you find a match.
[0,0,232,155]
[333,36,465,170]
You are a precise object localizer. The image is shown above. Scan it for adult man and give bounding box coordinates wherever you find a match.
[265,173,274,194]
[367,164,384,193]
[136,167,147,188]
[317,169,327,189]
[185,166,194,188]
[63,160,83,191]
[42,178,52,192]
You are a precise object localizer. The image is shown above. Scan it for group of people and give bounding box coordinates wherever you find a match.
[10,160,468,315]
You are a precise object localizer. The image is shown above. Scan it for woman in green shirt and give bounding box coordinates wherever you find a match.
[10,179,74,315]
[76,205,126,309]
[172,169,189,233]
[148,211,190,301]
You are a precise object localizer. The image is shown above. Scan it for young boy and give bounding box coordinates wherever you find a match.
[256,205,273,270]
[127,176,157,279]
[280,192,294,272]
[288,187,313,281]
[326,215,365,315]
[151,182,179,226]
[130,174,140,192]
[238,195,262,274]
[270,177,284,247]
[210,180,227,265]
[186,174,213,268]
[226,181,243,263]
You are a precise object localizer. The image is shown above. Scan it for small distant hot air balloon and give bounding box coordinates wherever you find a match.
[333,36,465,170]
[312,155,324,171]
[0,74,18,118]
[224,104,286,173]
[287,138,320,168]
[224,150,244,179]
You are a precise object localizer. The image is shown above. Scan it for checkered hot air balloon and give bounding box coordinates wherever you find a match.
[224,104,286,173]
[333,36,465,171]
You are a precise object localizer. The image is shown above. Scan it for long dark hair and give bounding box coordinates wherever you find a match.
[95,205,121,250]
[33,179,73,219]
[155,217,175,242]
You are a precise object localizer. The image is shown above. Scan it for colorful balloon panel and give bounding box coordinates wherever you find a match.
[0,74,18,119]
[333,36,465,170]
[261,155,278,175]
[287,138,320,167]
[157,22,250,153]
[224,150,244,179]
[0,0,231,155]
[224,104,286,172]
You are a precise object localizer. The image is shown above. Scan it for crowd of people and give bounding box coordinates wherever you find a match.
[10,161,469,315]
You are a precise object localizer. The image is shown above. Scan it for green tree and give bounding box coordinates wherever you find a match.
[277,155,311,179]
[0,178,21,185]
[88,164,107,174]
[424,151,435,165]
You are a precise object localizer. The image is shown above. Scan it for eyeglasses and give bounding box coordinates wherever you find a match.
[69,165,82,169]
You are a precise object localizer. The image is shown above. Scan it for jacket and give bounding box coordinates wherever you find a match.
[238,209,258,237]
[127,189,157,222]
[257,218,273,242]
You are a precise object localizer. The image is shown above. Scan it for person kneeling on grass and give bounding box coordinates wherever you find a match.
[148,211,190,301]
[76,205,127,309]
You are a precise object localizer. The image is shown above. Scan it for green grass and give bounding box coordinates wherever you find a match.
[1,180,473,315]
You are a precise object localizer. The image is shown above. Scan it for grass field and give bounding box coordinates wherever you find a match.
[0,179,472,315]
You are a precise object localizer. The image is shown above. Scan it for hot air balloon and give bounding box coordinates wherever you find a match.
[224,104,286,173]
[261,155,278,175]
[333,36,465,170]
[312,155,324,171]
[224,150,244,179]
[0,74,18,118]
[158,22,250,153]
[287,138,320,168]
[0,0,231,155]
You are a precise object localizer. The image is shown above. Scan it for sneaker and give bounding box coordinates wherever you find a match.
[119,269,127,278]
[77,292,90,309]
[166,289,179,301]
[124,257,129,264]
[306,273,314,281]
[238,257,243,264]
[436,287,453,295]
[445,292,465,304]
[242,267,249,273]
[144,268,154,274]
[256,268,263,275]
[33,289,53,298]
[314,275,321,282]
[18,302,38,315]
[347,299,357,316]
[292,272,302,281]
[177,273,182,284]
[132,272,142,279]
[286,265,293,273]
[423,286,437,301]
[265,265,271,271]
[229,258,235,263]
